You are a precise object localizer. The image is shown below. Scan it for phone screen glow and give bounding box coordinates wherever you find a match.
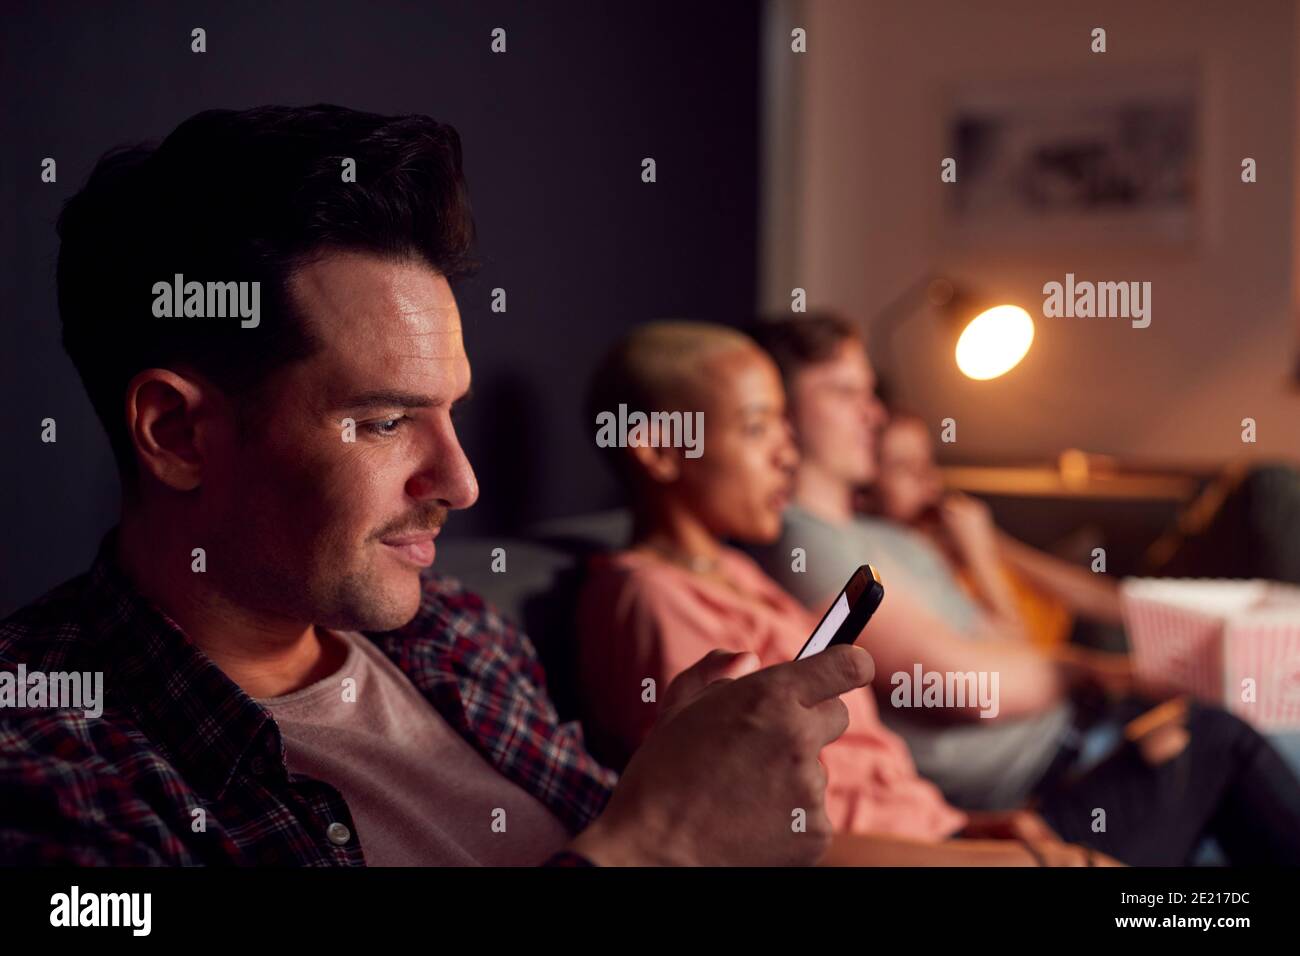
[797,591,851,660]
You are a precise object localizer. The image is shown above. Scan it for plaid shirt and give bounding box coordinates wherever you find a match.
[0,530,616,865]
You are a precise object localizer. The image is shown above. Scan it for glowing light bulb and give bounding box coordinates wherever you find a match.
[954,305,1034,380]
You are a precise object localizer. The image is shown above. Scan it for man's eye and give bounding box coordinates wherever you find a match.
[365,416,408,437]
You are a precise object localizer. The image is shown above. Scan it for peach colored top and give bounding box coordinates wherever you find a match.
[576,547,967,842]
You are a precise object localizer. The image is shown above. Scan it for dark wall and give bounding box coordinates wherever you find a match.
[0,0,761,615]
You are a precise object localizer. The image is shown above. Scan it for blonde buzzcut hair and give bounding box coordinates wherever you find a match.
[585,320,758,480]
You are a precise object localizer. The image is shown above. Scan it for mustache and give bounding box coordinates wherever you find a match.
[374,505,449,540]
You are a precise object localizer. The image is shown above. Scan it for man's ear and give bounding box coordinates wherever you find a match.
[626,440,684,483]
[123,368,213,491]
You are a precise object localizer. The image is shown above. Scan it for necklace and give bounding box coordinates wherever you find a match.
[641,541,722,575]
[640,541,775,610]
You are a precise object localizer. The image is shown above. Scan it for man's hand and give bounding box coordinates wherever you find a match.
[571,644,874,866]
[656,648,763,715]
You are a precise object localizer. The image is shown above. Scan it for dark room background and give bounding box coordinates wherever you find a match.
[0,0,762,615]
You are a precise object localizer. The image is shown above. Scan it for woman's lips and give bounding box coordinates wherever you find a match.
[380,530,439,568]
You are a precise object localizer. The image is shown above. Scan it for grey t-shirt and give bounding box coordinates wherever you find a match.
[754,503,1071,809]
[259,629,572,865]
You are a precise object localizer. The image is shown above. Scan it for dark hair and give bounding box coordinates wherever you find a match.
[57,104,478,480]
[745,312,862,396]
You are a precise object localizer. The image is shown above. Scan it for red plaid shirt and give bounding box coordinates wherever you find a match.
[0,531,615,865]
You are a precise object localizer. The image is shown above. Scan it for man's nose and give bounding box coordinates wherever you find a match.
[776,420,801,471]
[405,423,479,510]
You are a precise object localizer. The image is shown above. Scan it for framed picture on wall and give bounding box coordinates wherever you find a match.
[945,65,1200,247]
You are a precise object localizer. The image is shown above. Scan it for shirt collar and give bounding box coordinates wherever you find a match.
[82,529,281,800]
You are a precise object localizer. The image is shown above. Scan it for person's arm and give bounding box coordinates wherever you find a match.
[1046,643,1183,703]
[0,789,169,865]
[853,577,1067,720]
[996,530,1123,627]
[778,520,1060,717]
[820,832,1123,866]
[0,714,200,865]
[935,495,1026,637]
[959,808,1058,842]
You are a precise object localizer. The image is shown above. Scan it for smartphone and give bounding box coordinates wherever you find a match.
[793,564,884,660]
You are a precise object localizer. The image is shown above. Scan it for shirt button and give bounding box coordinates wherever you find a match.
[249,756,267,776]
[326,822,352,846]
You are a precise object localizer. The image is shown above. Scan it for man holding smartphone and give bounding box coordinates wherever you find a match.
[0,105,873,867]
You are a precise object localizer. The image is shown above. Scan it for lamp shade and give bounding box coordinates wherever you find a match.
[954,304,1035,380]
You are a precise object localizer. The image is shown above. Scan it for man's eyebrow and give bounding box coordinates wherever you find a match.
[332,389,437,411]
[332,385,474,412]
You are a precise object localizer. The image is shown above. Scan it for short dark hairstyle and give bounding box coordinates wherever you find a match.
[745,312,862,395]
[57,104,478,480]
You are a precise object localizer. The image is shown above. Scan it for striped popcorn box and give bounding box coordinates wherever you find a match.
[1120,579,1300,729]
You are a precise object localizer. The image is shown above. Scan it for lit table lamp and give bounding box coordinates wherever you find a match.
[873,276,1034,382]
